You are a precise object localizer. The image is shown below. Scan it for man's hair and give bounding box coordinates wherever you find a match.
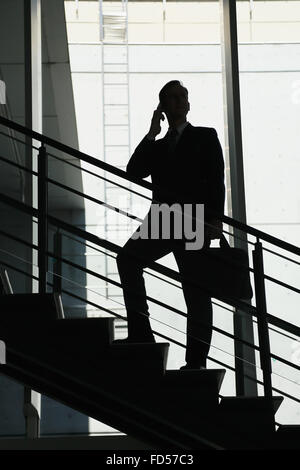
[159,80,188,107]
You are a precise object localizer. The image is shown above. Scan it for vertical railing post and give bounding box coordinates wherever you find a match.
[38,143,47,294]
[252,238,273,398]
[53,230,62,293]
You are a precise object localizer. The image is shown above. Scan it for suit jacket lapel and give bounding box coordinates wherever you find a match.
[158,123,194,158]
[173,122,193,156]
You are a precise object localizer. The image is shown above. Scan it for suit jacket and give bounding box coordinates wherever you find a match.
[127,123,225,222]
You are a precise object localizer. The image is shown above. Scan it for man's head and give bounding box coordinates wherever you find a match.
[159,80,190,121]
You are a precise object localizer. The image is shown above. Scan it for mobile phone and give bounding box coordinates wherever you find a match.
[157,102,165,119]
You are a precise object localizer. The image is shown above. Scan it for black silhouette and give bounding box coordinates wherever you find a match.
[116,81,225,370]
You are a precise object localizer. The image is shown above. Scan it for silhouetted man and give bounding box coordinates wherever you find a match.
[116,80,225,370]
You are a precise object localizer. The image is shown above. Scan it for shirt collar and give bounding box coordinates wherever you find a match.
[168,121,190,137]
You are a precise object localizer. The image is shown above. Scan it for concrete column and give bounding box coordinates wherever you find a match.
[219,0,257,396]
[24,0,42,437]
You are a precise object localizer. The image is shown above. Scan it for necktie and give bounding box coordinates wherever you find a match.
[167,128,178,155]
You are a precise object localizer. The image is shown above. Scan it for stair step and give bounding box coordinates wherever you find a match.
[0,293,61,324]
[163,369,225,392]
[220,396,283,414]
[53,317,115,345]
[2,357,215,450]
[211,396,284,441]
[6,332,170,383]
[277,424,300,433]
[143,395,283,449]
[270,425,300,449]
[119,369,225,417]
[89,343,170,382]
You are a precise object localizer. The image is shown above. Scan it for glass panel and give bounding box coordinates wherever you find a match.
[237,0,300,424]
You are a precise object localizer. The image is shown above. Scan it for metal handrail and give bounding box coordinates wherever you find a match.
[0,116,300,407]
[0,115,299,256]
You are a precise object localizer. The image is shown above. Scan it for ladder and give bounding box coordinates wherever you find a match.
[99,0,131,334]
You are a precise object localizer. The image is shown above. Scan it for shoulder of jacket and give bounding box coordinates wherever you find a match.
[192,126,217,136]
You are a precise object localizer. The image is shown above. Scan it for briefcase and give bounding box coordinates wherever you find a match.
[183,235,253,301]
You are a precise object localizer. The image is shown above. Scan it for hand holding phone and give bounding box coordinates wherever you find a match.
[147,103,165,139]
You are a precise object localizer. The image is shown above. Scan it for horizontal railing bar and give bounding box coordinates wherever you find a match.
[0,116,299,256]
[0,260,39,282]
[0,128,40,151]
[0,191,38,217]
[264,273,300,295]
[266,312,300,339]
[47,150,152,202]
[59,230,183,289]
[0,153,38,176]
[46,177,142,222]
[0,116,152,188]
[270,353,300,371]
[263,245,300,266]
[253,317,299,343]
[271,386,300,405]
[0,228,38,251]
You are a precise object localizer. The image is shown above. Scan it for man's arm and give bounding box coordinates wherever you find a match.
[205,129,225,238]
[126,104,165,178]
[126,135,155,178]
[207,129,225,216]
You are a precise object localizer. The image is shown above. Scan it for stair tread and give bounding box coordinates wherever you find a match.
[277,424,300,433]
[163,369,225,391]
[0,293,59,321]
[110,342,168,348]
[220,396,283,413]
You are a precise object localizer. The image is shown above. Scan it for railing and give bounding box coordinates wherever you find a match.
[0,115,299,422]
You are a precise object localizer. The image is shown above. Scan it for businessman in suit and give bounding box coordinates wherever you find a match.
[116,80,225,370]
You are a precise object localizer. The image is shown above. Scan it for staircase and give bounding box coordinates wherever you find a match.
[0,293,299,450]
[0,115,299,449]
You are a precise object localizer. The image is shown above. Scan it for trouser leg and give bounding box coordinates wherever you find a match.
[185,292,212,367]
[116,232,173,339]
[174,240,213,367]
